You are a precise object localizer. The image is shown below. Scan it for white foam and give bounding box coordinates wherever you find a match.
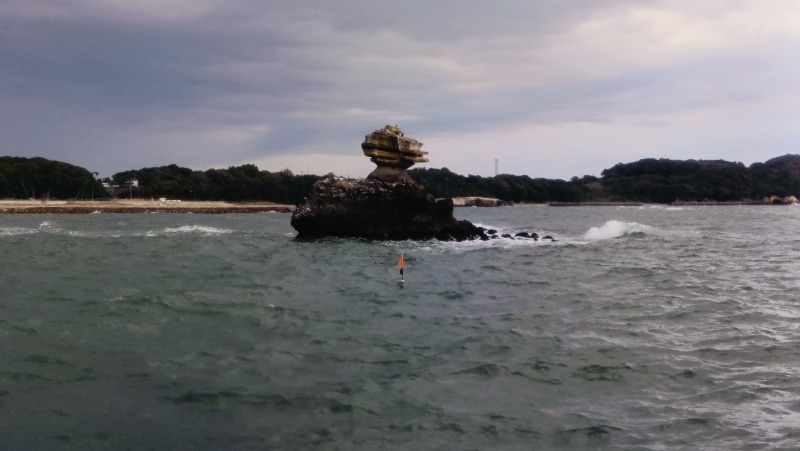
[583,220,653,240]
[0,227,38,236]
[38,221,60,231]
[1,221,62,236]
[159,225,233,236]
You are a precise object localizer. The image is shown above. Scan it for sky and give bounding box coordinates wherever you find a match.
[2,0,799,180]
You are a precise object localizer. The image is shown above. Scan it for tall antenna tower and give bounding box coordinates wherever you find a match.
[495,158,498,176]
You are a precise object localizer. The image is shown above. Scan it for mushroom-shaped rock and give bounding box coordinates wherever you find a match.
[291,125,490,241]
[362,125,429,182]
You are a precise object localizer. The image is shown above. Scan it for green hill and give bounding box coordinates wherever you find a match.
[3,154,800,204]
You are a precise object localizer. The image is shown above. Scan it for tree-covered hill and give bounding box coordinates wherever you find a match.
[748,155,800,199]
[0,157,107,200]
[599,158,753,203]
[2,154,800,204]
[410,155,800,204]
[408,168,601,203]
[111,164,321,204]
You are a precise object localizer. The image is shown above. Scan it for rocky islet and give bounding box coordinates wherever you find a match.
[290,125,538,241]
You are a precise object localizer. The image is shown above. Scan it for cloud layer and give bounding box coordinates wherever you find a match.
[2,0,799,179]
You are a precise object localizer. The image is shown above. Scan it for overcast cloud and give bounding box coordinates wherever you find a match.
[2,0,799,179]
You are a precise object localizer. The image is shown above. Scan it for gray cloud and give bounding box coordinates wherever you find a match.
[1,0,798,179]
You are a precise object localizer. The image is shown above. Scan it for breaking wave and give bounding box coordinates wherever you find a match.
[583,220,653,240]
[0,226,39,236]
[150,225,233,236]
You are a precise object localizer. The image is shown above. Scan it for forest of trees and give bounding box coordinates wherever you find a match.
[110,164,320,204]
[409,155,800,204]
[2,154,800,204]
[408,168,604,203]
[0,157,107,200]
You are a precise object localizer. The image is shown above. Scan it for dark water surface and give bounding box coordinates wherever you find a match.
[1,206,798,449]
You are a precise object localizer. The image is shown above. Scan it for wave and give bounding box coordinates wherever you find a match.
[1,224,234,239]
[0,221,62,236]
[0,226,39,236]
[583,220,653,240]
[644,205,690,211]
[147,225,233,236]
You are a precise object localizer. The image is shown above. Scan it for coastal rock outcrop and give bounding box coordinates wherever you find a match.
[290,176,487,240]
[291,125,488,241]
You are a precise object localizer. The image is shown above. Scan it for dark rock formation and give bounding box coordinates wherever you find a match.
[291,176,488,240]
[291,125,540,241]
[292,125,495,241]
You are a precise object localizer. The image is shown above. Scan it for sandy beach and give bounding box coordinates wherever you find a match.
[0,199,294,214]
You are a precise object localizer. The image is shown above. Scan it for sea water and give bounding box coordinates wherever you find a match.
[0,206,798,450]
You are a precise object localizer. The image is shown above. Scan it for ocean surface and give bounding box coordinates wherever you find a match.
[1,206,798,450]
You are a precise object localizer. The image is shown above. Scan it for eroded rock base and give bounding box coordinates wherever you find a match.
[290,177,487,241]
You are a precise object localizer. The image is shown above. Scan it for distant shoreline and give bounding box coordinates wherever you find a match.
[0,199,294,214]
[2,198,794,214]
[550,200,796,207]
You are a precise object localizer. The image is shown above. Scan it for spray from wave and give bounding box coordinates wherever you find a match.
[584,220,653,240]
